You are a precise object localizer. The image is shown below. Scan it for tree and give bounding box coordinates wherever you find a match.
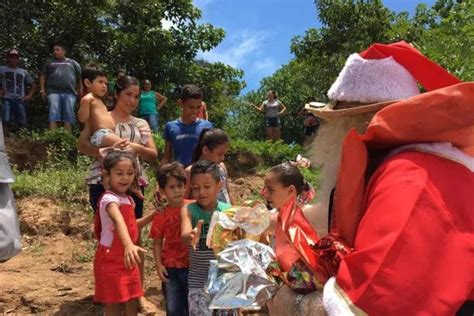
[418,0,473,80]
[0,0,245,129]
[234,0,472,143]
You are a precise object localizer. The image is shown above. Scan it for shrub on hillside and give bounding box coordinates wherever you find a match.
[12,166,87,201]
[18,128,79,164]
[229,139,303,166]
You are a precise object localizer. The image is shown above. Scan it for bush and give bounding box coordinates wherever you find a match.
[18,128,80,164]
[229,139,303,167]
[12,166,88,202]
[152,133,165,154]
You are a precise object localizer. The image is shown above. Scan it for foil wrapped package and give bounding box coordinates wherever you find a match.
[206,202,270,255]
[206,239,279,309]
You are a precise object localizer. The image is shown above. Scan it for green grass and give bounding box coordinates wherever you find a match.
[12,166,88,202]
[74,240,97,263]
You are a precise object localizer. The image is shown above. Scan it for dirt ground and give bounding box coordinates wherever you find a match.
[0,176,264,315]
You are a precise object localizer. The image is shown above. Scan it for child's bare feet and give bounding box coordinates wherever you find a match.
[138,296,157,315]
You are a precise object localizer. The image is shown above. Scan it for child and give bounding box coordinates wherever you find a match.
[162,84,213,167]
[185,128,235,205]
[180,160,235,315]
[93,151,156,315]
[261,162,310,210]
[261,162,315,234]
[150,162,191,316]
[78,67,123,148]
[261,163,320,294]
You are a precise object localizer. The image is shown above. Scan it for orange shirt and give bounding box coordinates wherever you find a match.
[149,200,193,268]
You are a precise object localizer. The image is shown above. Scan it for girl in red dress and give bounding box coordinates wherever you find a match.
[93,151,155,315]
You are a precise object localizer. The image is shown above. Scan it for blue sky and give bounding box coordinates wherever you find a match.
[194,0,436,94]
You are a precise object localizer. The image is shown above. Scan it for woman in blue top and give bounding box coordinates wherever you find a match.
[138,79,167,133]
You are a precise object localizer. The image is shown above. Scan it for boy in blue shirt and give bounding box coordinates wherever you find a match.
[162,85,213,167]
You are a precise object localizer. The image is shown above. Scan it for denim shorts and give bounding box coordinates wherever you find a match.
[47,93,77,124]
[2,98,27,126]
[266,117,280,128]
[140,114,158,133]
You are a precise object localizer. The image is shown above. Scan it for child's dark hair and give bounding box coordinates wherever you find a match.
[156,162,186,188]
[192,128,230,163]
[190,160,221,183]
[116,68,126,76]
[82,66,107,83]
[269,163,308,195]
[180,84,203,101]
[103,150,137,173]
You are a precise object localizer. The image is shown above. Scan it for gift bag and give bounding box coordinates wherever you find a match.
[207,202,270,255]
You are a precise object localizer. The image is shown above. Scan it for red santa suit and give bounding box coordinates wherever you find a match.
[323,83,474,315]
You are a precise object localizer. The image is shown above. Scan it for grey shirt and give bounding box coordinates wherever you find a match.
[0,66,34,99]
[41,57,81,95]
[263,99,281,118]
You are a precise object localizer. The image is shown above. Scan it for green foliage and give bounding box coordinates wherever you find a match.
[18,128,80,164]
[418,1,474,80]
[299,166,320,189]
[0,0,245,130]
[12,129,91,201]
[152,132,165,154]
[224,96,266,142]
[233,0,473,143]
[187,60,245,128]
[229,139,303,167]
[12,166,87,201]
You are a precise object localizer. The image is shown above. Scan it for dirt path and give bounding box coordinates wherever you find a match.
[0,176,264,315]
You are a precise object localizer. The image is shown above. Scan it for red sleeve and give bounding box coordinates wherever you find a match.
[149,212,165,239]
[335,152,474,315]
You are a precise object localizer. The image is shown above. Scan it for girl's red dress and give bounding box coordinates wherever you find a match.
[93,194,143,303]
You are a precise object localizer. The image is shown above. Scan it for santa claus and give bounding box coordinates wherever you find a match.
[266,41,474,315]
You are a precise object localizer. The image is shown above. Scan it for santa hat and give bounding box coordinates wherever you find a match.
[306,41,461,120]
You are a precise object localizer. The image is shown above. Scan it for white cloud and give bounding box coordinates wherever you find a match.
[197,30,277,76]
[252,57,278,76]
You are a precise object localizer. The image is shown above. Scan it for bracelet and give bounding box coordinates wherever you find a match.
[295,294,305,316]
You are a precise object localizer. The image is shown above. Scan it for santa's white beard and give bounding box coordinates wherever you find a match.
[303,113,373,236]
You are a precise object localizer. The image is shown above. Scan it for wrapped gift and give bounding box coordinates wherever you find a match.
[206,202,270,255]
[206,239,279,309]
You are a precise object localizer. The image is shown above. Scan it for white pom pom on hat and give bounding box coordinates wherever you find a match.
[306,41,461,120]
[327,53,419,103]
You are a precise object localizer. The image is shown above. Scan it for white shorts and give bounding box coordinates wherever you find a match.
[90,128,113,147]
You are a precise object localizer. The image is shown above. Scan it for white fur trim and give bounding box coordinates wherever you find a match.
[390,142,474,172]
[323,278,355,316]
[328,54,420,103]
